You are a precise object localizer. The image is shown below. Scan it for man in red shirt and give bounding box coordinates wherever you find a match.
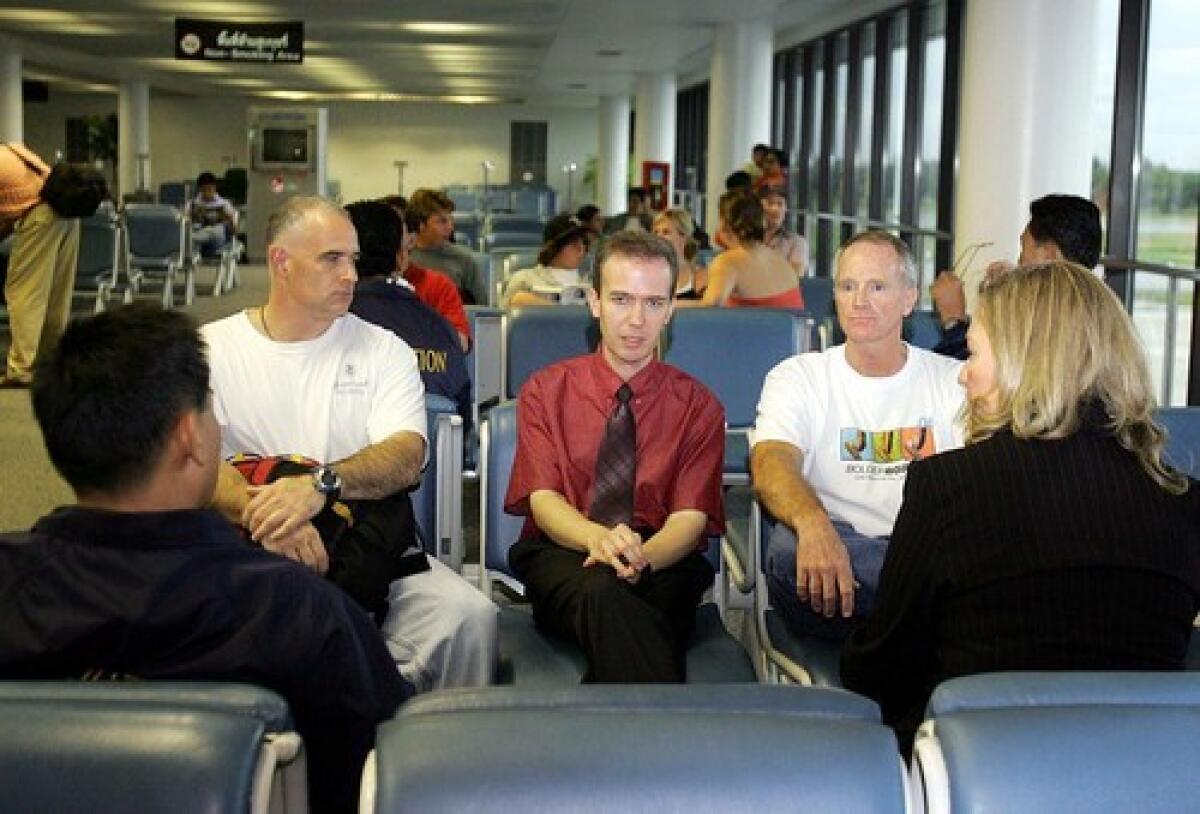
[504,230,726,682]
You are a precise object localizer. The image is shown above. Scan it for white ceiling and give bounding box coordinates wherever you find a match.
[0,0,883,106]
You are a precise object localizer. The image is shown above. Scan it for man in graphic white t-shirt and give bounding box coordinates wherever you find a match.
[751,230,963,639]
[203,196,497,691]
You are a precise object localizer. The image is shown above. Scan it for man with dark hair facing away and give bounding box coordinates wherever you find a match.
[345,199,471,431]
[505,230,726,682]
[0,305,409,813]
[930,193,1102,360]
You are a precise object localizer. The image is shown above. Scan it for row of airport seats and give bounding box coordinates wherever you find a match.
[445,185,558,221]
[9,672,1200,812]
[452,210,548,259]
[68,203,242,314]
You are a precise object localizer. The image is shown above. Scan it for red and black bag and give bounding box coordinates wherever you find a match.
[229,453,428,619]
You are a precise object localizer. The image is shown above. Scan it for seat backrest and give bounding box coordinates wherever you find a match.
[0,698,265,814]
[1156,406,1200,476]
[503,306,599,399]
[487,213,545,235]
[663,308,809,428]
[466,306,504,418]
[917,702,1200,814]
[484,231,543,252]
[904,309,942,350]
[801,275,835,323]
[374,688,906,813]
[490,248,540,283]
[76,214,120,282]
[157,181,190,209]
[927,670,1200,717]
[0,680,292,729]
[480,402,525,581]
[412,394,463,563]
[124,204,183,259]
[448,190,479,214]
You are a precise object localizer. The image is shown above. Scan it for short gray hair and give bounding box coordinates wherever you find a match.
[835,229,917,287]
[265,196,348,249]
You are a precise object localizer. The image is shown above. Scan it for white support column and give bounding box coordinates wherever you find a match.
[633,72,677,207]
[0,43,23,144]
[955,0,1097,310]
[118,80,151,199]
[705,18,773,229]
[598,94,631,217]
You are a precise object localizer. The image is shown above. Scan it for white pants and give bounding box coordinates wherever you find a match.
[380,557,498,692]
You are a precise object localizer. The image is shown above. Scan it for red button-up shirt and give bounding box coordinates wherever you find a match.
[505,351,726,543]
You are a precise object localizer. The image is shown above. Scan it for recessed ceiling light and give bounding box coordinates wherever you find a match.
[567,82,587,90]
[595,49,623,57]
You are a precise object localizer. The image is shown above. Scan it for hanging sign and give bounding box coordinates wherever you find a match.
[175,19,304,63]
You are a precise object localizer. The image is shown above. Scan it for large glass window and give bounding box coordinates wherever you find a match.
[1133,0,1199,404]
[770,1,956,281]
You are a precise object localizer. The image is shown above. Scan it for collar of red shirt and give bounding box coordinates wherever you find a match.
[583,349,665,409]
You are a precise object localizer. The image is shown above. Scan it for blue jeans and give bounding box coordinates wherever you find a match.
[765,519,888,642]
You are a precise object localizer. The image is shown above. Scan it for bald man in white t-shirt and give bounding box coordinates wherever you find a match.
[204,195,496,692]
[751,230,963,639]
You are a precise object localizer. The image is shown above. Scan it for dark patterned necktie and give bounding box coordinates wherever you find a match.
[588,383,636,527]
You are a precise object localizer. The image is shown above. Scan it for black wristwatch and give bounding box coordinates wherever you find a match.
[312,465,342,510]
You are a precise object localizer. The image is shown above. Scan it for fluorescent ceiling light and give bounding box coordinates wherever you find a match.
[0,9,118,35]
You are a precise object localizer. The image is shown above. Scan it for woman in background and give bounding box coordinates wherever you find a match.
[681,190,803,309]
[652,208,707,300]
[841,261,1200,755]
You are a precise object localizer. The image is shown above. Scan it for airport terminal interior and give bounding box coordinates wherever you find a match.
[1,0,1199,811]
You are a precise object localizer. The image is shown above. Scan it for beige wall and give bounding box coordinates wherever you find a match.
[21,90,598,209]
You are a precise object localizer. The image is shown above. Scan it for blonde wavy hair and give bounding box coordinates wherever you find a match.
[652,208,698,262]
[967,261,1185,494]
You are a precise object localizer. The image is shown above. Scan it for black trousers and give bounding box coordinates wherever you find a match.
[508,534,714,683]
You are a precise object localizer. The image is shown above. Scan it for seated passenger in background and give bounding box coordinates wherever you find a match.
[346,200,471,430]
[752,148,788,194]
[407,188,482,304]
[931,193,1101,359]
[760,185,808,278]
[505,231,725,682]
[744,142,770,183]
[752,230,963,640]
[842,261,1200,755]
[604,187,653,234]
[190,171,238,258]
[0,305,408,813]
[576,204,605,248]
[502,214,590,307]
[680,190,803,309]
[379,196,470,351]
[652,208,707,300]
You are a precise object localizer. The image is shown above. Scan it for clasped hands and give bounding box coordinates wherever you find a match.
[584,523,650,584]
[242,475,330,575]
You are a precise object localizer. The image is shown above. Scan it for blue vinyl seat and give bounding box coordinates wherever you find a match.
[1156,406,1200,476]
[914,672,1200,814]
[478,402,758,686]
[411,394,464,570]
[751,501,845,687]
[464,305,504,473]
[369,685,907,813]
[123,203,195,308]
[662,308,811,602]
[486,213,546,235]
[904,309,943,350]
[502,306,599,399]
[0,681,305,813]
[73,211,124,313]
[483,230,543,252]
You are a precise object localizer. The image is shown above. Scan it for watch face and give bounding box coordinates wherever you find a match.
[316,466,340,492]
